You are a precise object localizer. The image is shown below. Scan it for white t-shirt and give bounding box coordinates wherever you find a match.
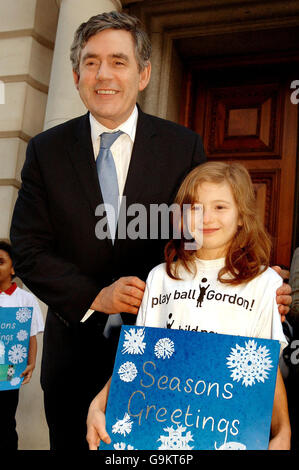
[136,258,287,349]
[0,283,44,336]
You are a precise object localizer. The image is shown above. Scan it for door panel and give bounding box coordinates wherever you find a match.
[204,83,283,159]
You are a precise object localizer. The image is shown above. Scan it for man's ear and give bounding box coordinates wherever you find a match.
[73,69,80,89]
[138,62,151,92]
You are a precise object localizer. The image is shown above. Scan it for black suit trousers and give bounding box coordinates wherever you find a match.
[41,312,119,450]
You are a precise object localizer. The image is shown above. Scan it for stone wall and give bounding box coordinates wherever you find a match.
[0,0,58,449]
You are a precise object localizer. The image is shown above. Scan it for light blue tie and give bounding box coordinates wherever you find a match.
[96,131,123,241]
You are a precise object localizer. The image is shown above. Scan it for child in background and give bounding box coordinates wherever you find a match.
[86,162,290,450]
[0,241,44,450]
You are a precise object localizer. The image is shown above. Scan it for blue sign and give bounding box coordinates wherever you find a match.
[101,326,280,450]
[0,307,32,390]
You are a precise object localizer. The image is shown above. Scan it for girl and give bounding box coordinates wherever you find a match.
[87,162,290,450]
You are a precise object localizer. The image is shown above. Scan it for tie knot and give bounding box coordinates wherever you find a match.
[100,130,123,149]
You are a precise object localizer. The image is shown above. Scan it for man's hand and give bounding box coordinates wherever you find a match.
[272,266,292,322]
[91,276,145,315]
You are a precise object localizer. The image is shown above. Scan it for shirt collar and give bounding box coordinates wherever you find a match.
[0,282,17,296]
[89,105,138,145]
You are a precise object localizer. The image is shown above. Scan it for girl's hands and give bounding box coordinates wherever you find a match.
[86,394,111,450]
[20,363,35,385]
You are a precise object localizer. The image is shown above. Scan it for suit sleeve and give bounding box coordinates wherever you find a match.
[135,268,155,327]
[10,138,100,326]
[290,248,299,321]
[135,283,149,327]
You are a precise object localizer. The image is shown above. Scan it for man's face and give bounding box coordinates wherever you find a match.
[73,28,151,129]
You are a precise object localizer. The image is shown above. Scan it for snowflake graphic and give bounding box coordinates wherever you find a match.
[226,339,273,387]
[118,361,138,382]
[17,330,28,341]
[122,328,146,355]
[216,441,247,450]
[16,307,31,323]
[158,425,194,450]
[10,377,21,387]
[112,413,133,436]
[113,442,137,450]
[8,344,27,364]
[154,337,175,359]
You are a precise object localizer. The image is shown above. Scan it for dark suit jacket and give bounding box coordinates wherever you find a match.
[10,108,206,391]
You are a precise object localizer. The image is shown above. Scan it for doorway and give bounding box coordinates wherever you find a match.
[178,50,298,267]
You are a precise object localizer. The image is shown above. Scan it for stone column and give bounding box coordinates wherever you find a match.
[43,0,122,130]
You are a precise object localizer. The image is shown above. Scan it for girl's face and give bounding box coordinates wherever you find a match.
[191,181,242,260]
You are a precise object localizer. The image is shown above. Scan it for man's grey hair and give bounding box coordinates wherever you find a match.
[70,11,151,74]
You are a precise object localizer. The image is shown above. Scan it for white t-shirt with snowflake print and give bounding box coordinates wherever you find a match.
[136,258,287,349]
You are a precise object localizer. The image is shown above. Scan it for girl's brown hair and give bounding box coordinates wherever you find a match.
[165,161,272,285]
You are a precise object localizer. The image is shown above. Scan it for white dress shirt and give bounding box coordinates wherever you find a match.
[82,106,138,324]
[89,105,138,197]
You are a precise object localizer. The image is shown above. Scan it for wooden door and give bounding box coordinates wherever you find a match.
[181,59,298,267]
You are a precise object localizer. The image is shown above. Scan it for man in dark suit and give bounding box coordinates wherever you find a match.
[10,12,206,450]
[10,11,291,450]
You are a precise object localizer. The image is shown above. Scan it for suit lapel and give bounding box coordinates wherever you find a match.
[122,109,158,207]
[67,114,114,250]
[67,113,103,211]
[115,110,165,249]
